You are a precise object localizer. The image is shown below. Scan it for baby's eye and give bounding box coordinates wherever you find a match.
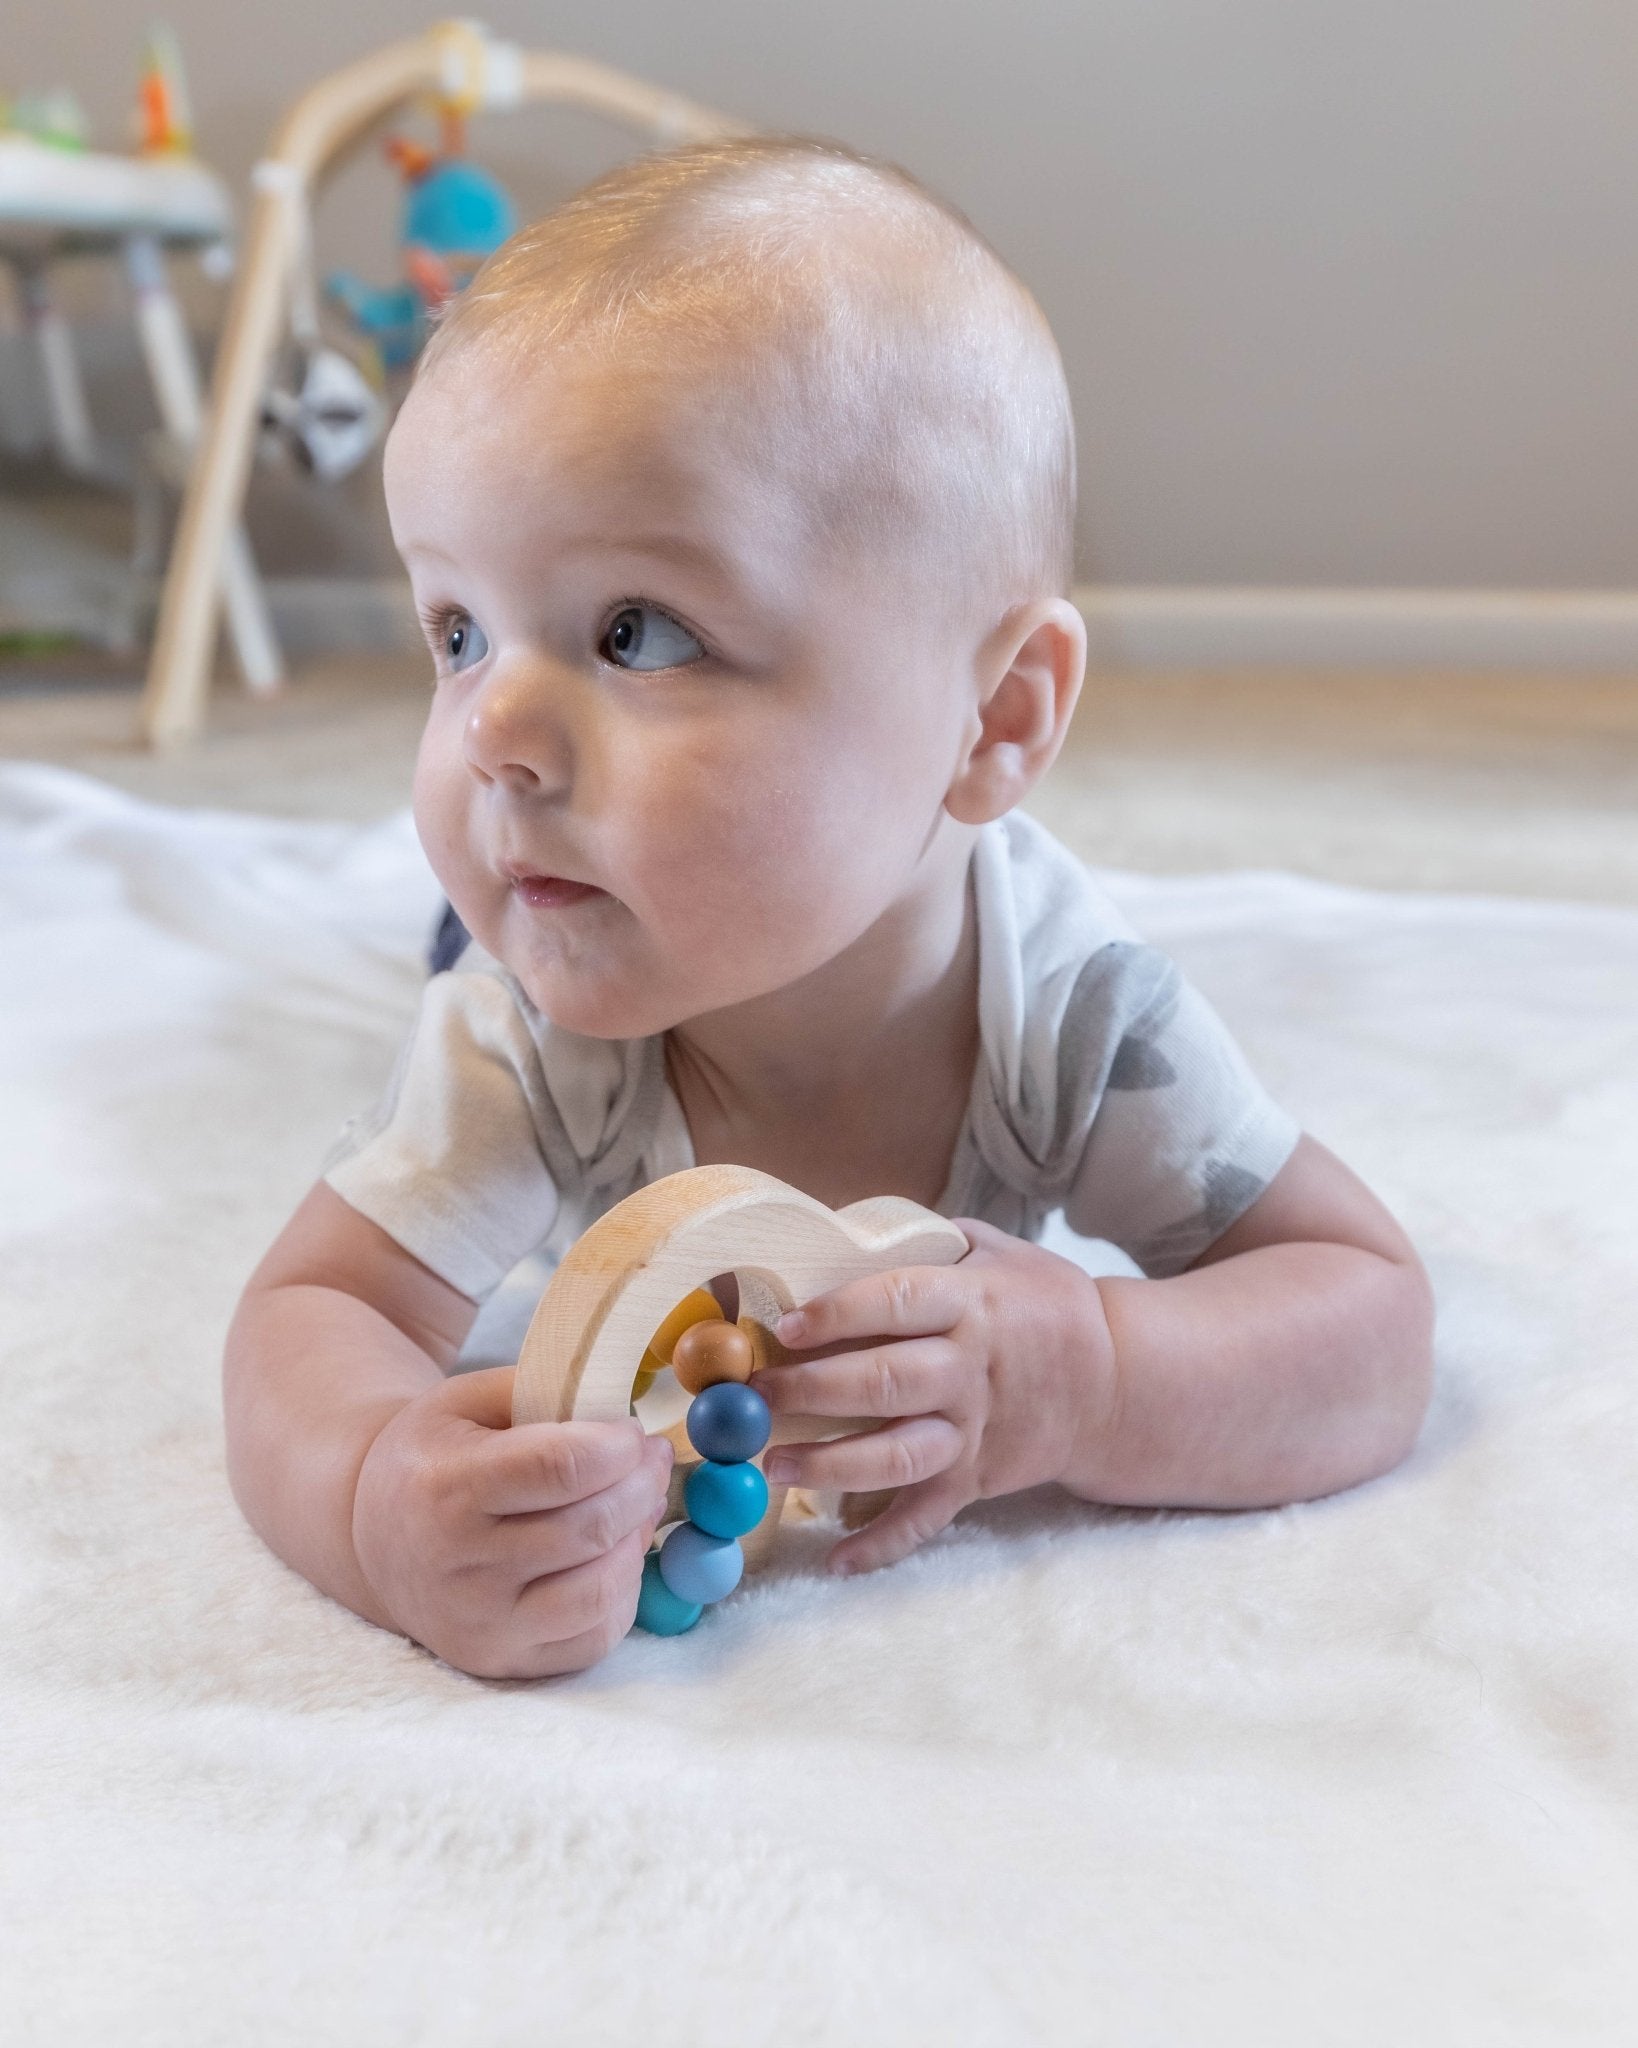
[600,604,705,672]
[442,613,489,673]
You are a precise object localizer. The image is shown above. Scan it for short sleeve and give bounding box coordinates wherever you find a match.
[1060,949,1300,1276]
[322,971,561,1301]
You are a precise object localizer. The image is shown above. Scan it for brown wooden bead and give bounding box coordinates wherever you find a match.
[645,1287,724,1364]
[671,1316,756,1395]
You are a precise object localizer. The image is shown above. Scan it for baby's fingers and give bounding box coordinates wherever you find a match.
[493,1439,673,1578]
[775,1262,967,1353]
[469,1413,652,1517]
[764,1413,962,1494]
[752,1336,963,1420]
[513,1527,651,1653]
[824,1472,971,1577]
[457,1530,650,1680]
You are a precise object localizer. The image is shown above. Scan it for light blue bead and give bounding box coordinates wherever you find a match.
[633,1550,702,1636]
[658,1522,744,1606]
[685,1459,770,1541]
[686,1381,771,1464]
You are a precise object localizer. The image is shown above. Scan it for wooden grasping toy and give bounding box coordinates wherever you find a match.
[511,1165,969,1633]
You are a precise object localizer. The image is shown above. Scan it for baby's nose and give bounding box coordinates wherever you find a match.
[462,664,573,794]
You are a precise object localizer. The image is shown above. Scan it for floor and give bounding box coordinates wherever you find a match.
[3,653,1635,906]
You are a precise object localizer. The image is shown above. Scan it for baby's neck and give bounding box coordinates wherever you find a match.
[664,832,980,1210]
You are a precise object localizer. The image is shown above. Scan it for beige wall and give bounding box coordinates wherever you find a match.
[6,0,1638,587]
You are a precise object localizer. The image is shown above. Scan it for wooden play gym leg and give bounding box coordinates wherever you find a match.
[124,233,281,693]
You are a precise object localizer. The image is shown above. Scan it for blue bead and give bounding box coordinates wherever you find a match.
[633,1550,702,1636]
[686,1381,771,1463]
[685,1459,770,1540]
[658,1522,744,1605]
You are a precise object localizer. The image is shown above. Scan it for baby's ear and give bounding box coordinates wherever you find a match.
[943,598,1086,826]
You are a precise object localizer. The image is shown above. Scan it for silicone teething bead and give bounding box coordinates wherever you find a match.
[671,1318,755,1395]
[685,1459,770,1540]
[658,1522,744,1605]
[634,1549,703,1635]
[686,1381,772,1463]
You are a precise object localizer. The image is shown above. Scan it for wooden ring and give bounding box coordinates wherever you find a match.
[512,1165,968,1571]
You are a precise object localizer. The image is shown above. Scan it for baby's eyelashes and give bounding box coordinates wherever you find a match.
[421,606,489,675]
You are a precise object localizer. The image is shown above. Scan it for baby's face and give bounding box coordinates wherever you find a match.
[385,345,978,1038]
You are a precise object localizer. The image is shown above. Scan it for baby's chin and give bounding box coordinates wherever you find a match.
[494,936,707,1041]
[472,892,845,1040]
[506,945,823,1044]
[512,973,676,1039]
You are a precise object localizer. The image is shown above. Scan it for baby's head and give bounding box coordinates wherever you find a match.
[385,136,1084,1039]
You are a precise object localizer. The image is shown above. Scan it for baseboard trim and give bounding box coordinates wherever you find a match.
[1073,584,1638,670]
[12,566,1637,673]
[280,578,1638,671]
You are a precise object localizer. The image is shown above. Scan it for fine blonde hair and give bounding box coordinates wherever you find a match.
[419,135,1076,607]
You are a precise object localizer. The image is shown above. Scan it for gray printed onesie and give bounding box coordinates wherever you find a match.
[323,810,1301,1298]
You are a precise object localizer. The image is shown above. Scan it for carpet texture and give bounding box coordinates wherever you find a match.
[3,762,1635,2046]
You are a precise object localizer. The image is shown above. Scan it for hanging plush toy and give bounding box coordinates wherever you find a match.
[258,345,385,483]
[325,109,517,372]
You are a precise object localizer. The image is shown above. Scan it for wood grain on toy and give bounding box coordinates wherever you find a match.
[512,1165,968,1570]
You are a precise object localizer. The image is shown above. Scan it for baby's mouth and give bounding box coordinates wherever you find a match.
[506,870,606,910]
[507,872,606,905]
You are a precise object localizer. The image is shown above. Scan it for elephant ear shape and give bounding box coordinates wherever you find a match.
[511,1166,970,1568]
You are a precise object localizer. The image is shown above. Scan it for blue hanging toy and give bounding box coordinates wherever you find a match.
[326,107,516,371]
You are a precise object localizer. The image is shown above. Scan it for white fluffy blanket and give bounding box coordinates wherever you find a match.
[3,762,1636,2046]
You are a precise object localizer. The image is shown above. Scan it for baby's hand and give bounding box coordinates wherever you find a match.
[752,1218,1116,1576]
[351,1366,672,1678]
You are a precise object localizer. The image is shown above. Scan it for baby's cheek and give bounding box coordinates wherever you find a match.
[645,770,829,933]
[411,729,501,936]
[410,742,463,889]
[407,749,454,884]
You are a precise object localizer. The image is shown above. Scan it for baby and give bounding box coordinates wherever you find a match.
[224,136,1434,1679]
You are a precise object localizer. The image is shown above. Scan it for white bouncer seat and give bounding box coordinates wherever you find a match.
[0,135,231,249]
[0,134,278,687]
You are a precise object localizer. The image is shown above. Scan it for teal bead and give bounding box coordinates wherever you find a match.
[658,1522,744,1605]
[633,1550,702,1636]
[685,1459,769,1540]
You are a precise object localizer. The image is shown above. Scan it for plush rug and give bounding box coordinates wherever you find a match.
[2,760,1635,2046]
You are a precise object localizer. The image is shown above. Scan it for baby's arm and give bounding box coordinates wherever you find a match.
[224,1183,672,1677]
[1058,1132,1434,1508]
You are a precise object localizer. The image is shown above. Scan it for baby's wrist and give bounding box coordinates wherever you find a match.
[345,1405,427,1636]
[1054,1272,1130,1501]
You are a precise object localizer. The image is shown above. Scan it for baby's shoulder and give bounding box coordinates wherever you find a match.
[975,811,1200,1124]
[978,811,1162,995]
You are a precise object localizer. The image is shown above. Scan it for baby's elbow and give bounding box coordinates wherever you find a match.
[1369,1248,1437,1477]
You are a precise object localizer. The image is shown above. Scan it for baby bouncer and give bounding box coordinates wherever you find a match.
[140,20,743,746]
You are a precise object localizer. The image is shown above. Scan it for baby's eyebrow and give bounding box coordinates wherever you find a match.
[571,531,747,593]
